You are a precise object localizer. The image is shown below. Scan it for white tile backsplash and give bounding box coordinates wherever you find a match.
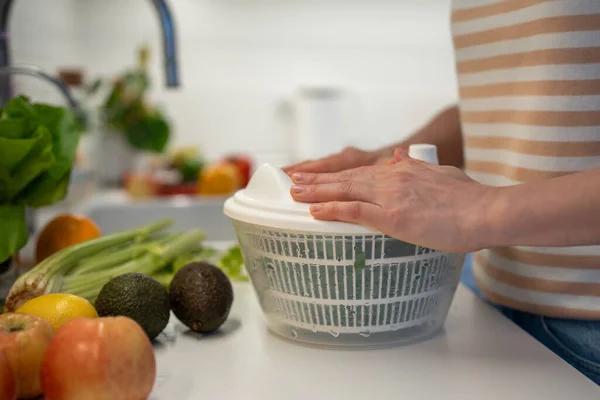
[7,0,458,166]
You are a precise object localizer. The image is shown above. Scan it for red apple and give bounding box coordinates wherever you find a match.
[225,154,253,188]
[0,351,16,400]
[42,316,156,400]
[0,312,55,399]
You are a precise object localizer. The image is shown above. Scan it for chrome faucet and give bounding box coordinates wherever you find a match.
[0,0,181,230]
[0,64,82,110]
[0,0,180,101]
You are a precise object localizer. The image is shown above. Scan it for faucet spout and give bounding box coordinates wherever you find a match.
[0,64,86,124]
[0,0,180,102]
[0,64,80,108]
[151,0,179,88]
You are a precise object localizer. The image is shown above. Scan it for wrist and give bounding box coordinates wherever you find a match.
[465,185,511,251]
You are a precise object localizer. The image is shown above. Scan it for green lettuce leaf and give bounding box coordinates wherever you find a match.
[18,104,79,206]
[0,205,28,264]
[1,95,37,120]
[0,95,81,260]
[218,245,246,280]
[20,172,71,208]
[0,126,55,202]
[34,104,79,175]
[0,117,34,140]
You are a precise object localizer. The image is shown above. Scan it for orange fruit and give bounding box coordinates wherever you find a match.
[197,162,242,195]
[35,214,102,264]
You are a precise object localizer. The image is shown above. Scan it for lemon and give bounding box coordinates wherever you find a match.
[16,293,98,332]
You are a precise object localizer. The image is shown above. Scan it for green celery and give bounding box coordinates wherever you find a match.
[4,219,172,312]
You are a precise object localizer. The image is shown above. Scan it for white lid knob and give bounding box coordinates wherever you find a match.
[408,144,439,165]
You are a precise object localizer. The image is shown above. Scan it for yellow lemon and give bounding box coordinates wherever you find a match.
[15,293,98,332]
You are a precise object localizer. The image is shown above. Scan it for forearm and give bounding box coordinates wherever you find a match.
[482,168,600,248]
[377,105,464,168]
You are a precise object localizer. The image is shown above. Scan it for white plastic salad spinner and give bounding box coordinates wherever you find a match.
[223,144,438,234]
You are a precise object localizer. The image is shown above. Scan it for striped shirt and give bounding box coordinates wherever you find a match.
[451,0,600,319]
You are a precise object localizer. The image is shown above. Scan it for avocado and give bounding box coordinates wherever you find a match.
[169,262,234,333]
[95,273,170,340]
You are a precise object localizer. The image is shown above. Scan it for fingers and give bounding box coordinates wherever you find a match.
[291,166,374,185]
[292,171,342,185]
[309,201,382,226]
[394,147,436,169]
[282,160,313,175]
[374,156,396,166]
[283,155,343,176]
[291,181,372,203]
[393,147,410,162]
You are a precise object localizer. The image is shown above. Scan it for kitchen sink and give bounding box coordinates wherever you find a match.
[80,194,237,242]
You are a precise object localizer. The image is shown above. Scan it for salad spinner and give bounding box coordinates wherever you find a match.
[223,145,466,348]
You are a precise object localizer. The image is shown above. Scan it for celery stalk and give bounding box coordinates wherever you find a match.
[71,233,182,277]
[151,271,174,290]
[4,219,172,312]
[61,230,205,303]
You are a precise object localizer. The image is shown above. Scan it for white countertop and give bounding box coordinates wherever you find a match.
[150,282,600,400]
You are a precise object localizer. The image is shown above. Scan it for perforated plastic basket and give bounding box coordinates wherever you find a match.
[224,146,466,348]
[233,221,464,347]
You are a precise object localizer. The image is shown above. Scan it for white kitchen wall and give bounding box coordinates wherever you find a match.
[9,0,83,104]
[8,0,458,166]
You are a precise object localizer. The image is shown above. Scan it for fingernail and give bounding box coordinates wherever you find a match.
[292,173,304,182]
[311,204,322,212]
[291,185,305,194]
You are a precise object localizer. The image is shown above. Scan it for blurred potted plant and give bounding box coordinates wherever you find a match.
[91,45,172,186]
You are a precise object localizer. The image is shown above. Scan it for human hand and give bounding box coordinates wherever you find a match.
[289,149,497,253]
[282,146,392,176]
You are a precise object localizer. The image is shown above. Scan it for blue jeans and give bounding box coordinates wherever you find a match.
[499,307,600,385]
[461,254,600,385]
